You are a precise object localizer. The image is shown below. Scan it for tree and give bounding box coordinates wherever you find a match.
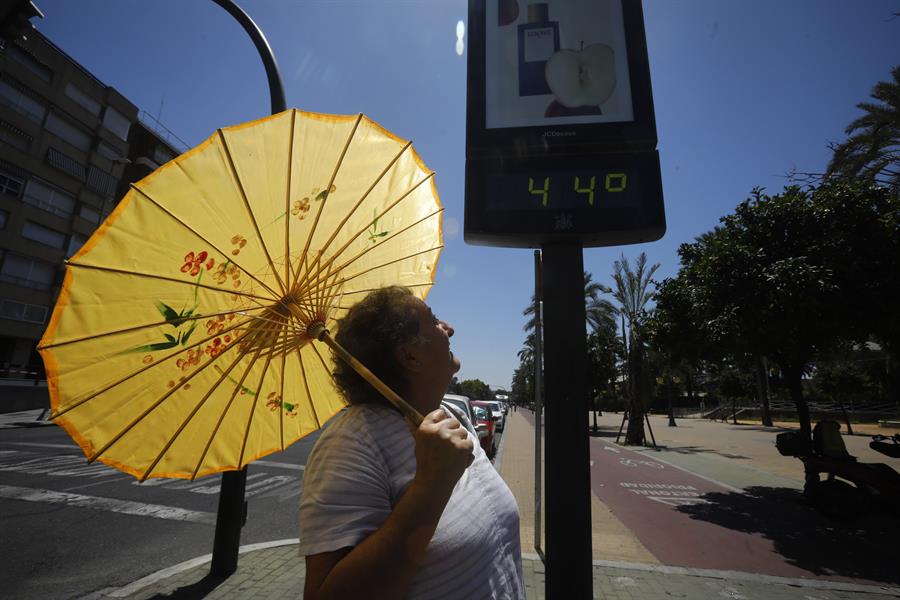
[523,271,615,335]
[457,379,493,401]
[652,268,774,426]
[669,182,898,445]
[586,325,619,427]
[610,252,660,445]
[826,65,900,196]
[511,361,533,408]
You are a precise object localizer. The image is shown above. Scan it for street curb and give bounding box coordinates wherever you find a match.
[492,415,510,472]
[520,553,900,596]
[100,538,300,599]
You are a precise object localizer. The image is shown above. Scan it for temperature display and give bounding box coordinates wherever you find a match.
[485,170,640,211]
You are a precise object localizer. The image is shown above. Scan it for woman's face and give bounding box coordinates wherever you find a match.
[408,299,460,385]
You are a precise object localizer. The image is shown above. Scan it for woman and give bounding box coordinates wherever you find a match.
[299,286,525,599]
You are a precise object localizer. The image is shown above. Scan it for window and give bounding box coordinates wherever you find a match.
[0,254,56,290]
[0,78,46,122]
[64,83,101,116]
[102,106,131,141]
[0,171,24,198]
[22,179,76,217]
[67,233,87,257]
[0,299,48,324]
[79,204,100,224]
[22,221,66,249]
[0,254,56,291]
[6,43,53,83]
[45,111,92,152]
[0,119,32,151]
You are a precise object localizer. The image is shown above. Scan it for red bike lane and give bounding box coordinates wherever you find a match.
[589,436,813,577]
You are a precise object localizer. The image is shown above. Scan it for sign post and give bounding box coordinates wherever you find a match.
[464,1,663,596]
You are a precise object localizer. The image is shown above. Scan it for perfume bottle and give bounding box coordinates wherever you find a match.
[517,2,559,96]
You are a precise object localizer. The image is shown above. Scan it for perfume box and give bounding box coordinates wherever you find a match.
[517,3,559,96]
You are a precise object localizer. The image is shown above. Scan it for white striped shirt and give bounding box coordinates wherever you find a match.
[299,402,525,599]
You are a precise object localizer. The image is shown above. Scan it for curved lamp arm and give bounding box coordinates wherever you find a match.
[211,0,286,114]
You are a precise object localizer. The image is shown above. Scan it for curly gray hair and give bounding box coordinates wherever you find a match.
[331,286,425,406]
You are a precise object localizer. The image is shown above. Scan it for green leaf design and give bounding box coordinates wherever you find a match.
[283,402,296,412]
[180,321,198,345]
[123,340,179,353]
[164,333,177,344]
[213,365,257,397]
[315,190,328,202]
[154,300,180,323]
[367,208,390,243]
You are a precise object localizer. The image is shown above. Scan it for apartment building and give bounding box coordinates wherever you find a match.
[0,30,182,377]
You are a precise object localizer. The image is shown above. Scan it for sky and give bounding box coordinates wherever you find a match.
[32,0,900,390]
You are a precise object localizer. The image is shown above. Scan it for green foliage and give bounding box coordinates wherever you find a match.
[457,378,493,401]
[826,65,900,195]
[586,327,618,405]
[522,271,615,335]
[671,182,896,366]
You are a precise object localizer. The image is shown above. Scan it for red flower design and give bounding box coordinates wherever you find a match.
[181,250,212,276]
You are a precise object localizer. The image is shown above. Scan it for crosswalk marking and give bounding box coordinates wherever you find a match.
[0,484,216,524]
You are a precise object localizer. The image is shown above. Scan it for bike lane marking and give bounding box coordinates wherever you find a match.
[589,438,811,578]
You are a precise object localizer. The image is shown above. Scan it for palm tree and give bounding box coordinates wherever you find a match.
[522,271,615,334]
[517,332,536,364]
[611,252,660,445]
[826,65,900,195]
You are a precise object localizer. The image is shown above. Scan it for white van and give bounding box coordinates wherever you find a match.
[442,393,474,424]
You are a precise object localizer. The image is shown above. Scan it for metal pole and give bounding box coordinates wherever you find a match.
[208,0,286,576]
[668,378,677,427]
[542,242,592,598]
[533,250,544,561]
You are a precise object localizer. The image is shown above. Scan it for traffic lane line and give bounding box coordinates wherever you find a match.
[590,438,807,578]
[0,484,216,524]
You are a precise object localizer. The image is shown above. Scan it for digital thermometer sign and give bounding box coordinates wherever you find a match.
[465,150,663,247]
[464,0,664,248]
[485,169,639,211]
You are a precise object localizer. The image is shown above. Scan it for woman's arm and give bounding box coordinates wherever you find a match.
[303,408,473,600]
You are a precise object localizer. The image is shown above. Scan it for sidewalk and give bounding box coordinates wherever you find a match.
[79,409,900,599]
[84,542,900,599]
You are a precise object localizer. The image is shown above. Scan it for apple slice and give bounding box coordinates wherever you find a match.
[544,44,616,108]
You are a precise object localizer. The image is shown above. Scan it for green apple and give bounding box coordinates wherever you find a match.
[544,44,616,108]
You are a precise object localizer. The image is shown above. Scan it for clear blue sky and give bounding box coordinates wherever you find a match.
[34,0,900,390]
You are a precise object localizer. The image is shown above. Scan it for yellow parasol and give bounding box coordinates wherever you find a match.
[38,110,441,481]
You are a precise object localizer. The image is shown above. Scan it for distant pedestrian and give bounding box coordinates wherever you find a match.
[299,286,526,599]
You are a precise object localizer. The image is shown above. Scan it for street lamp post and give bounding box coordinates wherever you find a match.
[207,0,286,577]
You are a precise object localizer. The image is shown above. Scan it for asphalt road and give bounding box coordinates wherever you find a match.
[2,413,503,600]
[1,421,319,600]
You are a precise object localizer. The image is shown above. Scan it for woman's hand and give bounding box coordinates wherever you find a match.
[410,408,474,494]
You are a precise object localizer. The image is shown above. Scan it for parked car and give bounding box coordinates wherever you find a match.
[442,393,474,424]
[486,400,505,431]
[471,400,498,458]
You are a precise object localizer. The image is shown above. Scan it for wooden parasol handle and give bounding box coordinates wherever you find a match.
[309,324,424,427]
